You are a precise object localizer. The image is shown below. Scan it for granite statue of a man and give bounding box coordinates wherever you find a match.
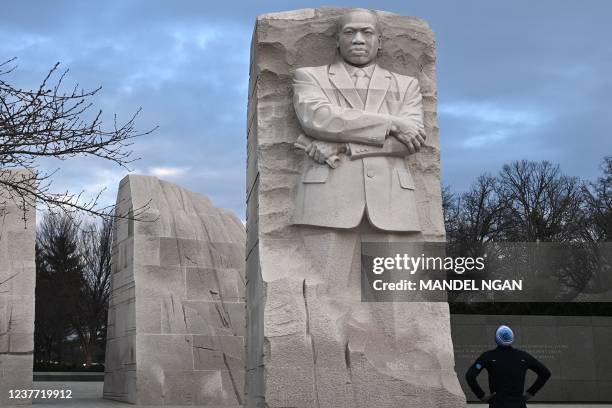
[293,9,426,231]
[246,8,466,408]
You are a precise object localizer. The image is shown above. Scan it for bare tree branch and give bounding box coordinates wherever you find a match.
[0,58,158,221]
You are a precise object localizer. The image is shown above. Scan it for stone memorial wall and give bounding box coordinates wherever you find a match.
[451,314,612,402]
[246,7,465,408]
[103,175,246,406]
[0,170,36,407]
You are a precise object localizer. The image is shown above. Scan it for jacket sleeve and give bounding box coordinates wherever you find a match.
[348,137,411,159]
[347,76,425,159]
[394,76,425,133]
[292,68,391,146]
[465,354,487,400]
[525,353,551,396]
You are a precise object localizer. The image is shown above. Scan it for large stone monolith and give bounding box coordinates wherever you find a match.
[103,175,245,406]
[246,8,466,408]
[0,170,35,407]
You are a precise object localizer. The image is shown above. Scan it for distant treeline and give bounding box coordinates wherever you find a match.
[30,156,611,370]
[34,213,112,370]
[444,156,611,316]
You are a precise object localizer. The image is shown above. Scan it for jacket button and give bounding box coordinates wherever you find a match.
[367,171,374,178]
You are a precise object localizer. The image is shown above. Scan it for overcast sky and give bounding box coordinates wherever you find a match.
[2,0,611,218]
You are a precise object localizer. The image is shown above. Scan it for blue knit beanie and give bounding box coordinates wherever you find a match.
[495,325,514,347]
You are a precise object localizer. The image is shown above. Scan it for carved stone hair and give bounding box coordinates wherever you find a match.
[336,9,382,35]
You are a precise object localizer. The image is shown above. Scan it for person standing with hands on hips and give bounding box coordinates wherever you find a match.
[466,325,551,408]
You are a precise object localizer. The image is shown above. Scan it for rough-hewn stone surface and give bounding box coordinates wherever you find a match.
[246,8,466,408]
[103,175,245,406]
[0,170,36,407]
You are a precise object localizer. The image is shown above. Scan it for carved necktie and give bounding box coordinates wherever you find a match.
[353,68,368,105]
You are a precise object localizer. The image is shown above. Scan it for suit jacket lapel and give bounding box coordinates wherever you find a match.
[365,64,392,113]
[328,60,364,109]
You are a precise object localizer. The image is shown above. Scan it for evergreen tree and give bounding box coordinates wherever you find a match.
[35,212,83,365]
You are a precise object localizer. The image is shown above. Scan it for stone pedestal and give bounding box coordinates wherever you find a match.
[103,175,245,406]
[246,8,466,408]
[0,170,36,407]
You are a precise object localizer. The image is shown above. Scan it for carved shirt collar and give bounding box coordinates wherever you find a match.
[343,62,376,80]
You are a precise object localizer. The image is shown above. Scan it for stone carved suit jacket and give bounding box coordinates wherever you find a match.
[292,59,425,232]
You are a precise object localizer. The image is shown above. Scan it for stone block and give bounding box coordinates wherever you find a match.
[193,370,243,406]
[112,297,136,336]
[0,369,33,406]
[246,7,465,407]
[135,296,162,334]
[158,237,183,266]
[531,377,562,401]
[521,315,556,326]
[0,264,35,296]
[6,231,35,262]
[598,380,612,400]
[103,175,245,405]
[594,326,612,381]
[193,335,244,371]
[133,211,161,237]
[135,265,184,298]
[563,379,599,401]
[592,316,612,326]
[8,332,34,354]
[264,367,316,408]
[180,300,245,337]
[265,332,315,369]
[137,334,194,371]
[557,326,596,381]
[520,324,563,376]
[135,369,164,405]
[450,314,487,326]
[133,236,160,265]
[185,267,245,301]
[555,315,593,326]
[0,172,35,408]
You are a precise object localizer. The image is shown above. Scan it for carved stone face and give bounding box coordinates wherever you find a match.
[336,11,381,67]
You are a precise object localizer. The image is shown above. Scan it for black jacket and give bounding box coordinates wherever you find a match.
[466,346,551,408]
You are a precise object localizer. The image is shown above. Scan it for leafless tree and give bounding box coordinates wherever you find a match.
[496,160,585,242]
[582,156,612,242]
[74,218,113,367]
[35,212,114,367]
[446,159,611,306]
[445,175,510,260]
[0,58,155,221]
[442,185,459,238]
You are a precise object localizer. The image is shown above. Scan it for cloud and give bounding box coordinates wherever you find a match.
[29,161,130,221]
[439,101,549,127]
[1,0,610,213]
[439,101,552,148]
[0,32,50,53]
[147,166,189,178]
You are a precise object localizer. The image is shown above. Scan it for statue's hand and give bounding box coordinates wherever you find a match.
[390,118,426,154]
[306,140,344,164]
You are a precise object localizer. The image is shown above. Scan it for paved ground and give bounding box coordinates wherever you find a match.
[20,382,611,408]
[28,382,197,407]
